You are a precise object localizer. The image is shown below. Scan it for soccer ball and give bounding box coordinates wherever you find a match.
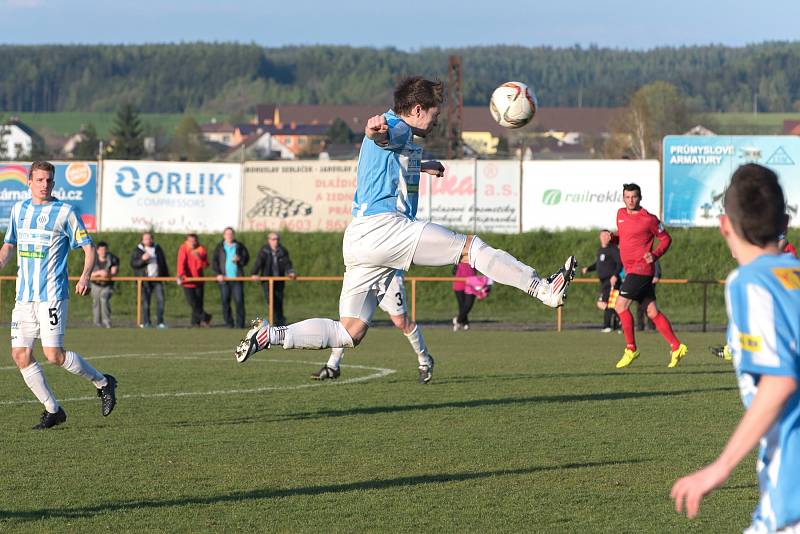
[489,82,537,129]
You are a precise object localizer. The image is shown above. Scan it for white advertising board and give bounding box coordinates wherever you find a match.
[521,160,661,231]
[101,161,242,232]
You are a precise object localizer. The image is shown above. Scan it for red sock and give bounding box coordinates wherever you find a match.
[618,309,636,350]
[652,312,680,351]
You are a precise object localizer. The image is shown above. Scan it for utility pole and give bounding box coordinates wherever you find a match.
[447,55,463,160]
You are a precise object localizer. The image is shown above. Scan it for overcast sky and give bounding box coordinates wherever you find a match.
[2,0,799,50]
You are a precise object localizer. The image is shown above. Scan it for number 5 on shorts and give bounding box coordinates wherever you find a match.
[48,307,59,326]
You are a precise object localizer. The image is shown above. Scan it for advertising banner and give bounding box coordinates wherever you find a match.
[663,136,800,226]
[521,160,661,231]
[242,161,356,232]
[0,162,97,231]
[101,161,241,232]
[416,160,520,233]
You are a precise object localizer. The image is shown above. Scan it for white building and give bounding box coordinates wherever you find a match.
[0,119,40,160]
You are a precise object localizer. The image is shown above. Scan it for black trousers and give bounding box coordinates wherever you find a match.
[183,285,209,326]
[262,282,286,326]
[219,281,245,328]
[142,281,165,325]
[454,290,476,325]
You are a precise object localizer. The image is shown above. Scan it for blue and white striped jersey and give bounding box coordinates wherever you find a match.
[4,199,92,302]
[725,253,800,532]
[352,109,422,220]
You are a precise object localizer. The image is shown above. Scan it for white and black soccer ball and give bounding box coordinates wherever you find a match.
[489,81,537,129]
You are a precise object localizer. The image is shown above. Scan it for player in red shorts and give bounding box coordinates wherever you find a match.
[613,183,687,368]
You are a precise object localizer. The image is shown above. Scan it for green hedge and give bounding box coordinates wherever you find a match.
[1,227,789,328]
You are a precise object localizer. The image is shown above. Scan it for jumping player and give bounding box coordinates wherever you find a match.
[235,77,576,363]
[672,164,800,532]
[0,161,117,429]
[311,270,435,384]
[613,183,687,368]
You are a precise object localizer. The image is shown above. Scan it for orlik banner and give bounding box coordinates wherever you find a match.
[521,160,661,231]
[242,161,356,232]
[101,161,241,232]
[663,136,800,227]
[0,162,98,231]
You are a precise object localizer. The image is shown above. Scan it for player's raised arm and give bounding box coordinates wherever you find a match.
[365,114,389,145]
[671,375,798,518]
[76,243,95,296]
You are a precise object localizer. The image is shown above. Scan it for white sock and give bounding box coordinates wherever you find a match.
[62,350,107,388]
[21,362,60,413]
[327,348,345,369]
[468,237,540,293]
[282,319,354,349]
[404,325,431,366]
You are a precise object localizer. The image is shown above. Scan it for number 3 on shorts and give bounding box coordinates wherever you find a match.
[48,307,59,326]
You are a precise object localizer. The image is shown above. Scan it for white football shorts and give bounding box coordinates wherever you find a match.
[11,300,68,348]
[339,213,426,323]
[378,271,407,317]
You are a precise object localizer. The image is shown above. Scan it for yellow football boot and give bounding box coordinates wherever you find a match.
[615,348,640,368]
[668,343,688,368]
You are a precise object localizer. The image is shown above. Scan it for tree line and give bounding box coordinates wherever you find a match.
[1,42,799,113]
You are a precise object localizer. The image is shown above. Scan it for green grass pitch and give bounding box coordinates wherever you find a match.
[0,327,757,532]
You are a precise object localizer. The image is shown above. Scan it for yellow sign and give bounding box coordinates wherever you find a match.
[773,268,800,290]
[739,333,763,353]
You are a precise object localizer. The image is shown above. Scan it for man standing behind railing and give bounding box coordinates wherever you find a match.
[251,232,295,327]
[212,227,249,329]
[177,233,212,327]
[130,231,170,328]
[89,241,119,328]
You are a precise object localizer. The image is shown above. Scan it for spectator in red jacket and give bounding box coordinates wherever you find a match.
[779,234,798,257]
[177,233,212,327]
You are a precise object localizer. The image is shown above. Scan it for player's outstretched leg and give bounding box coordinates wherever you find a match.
[411,225,577,308]
[235,317,355,363]
[312,348,343,380]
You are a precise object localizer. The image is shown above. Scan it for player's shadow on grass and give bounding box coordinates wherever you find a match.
[434,369,735,385]
[0,459,647,522]
[169,386,737,427]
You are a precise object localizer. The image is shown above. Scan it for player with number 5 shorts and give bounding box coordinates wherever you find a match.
[0,161,117,430]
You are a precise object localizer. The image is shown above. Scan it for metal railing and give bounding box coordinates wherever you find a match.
[0,276,726,331]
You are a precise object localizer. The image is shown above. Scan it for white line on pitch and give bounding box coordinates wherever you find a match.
[0,350,228,371]
[0,357,397,405]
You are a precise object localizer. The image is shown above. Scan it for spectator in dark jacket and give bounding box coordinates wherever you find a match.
[212,227,250,328]
[130,231,170,328]
[582,229,623,332]
[90,241,119,328]
[251,232,295,326]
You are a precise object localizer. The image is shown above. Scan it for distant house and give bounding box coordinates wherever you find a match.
[255,104,277,125]
[784,120,800,135]
[200,122,236,146]
[0,118,43,160]
[223,122,330,161]
[266,103,622,157]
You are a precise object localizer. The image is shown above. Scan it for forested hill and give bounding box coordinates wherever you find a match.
[1,42,798,114]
